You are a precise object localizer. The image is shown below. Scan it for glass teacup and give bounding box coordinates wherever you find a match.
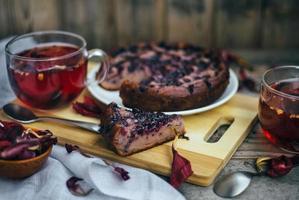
[5,31,109,109]
[258,66,299,153]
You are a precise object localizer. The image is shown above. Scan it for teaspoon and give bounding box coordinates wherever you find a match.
[2,103,101,133]
[213,171,258,198]
[213,166,299,198]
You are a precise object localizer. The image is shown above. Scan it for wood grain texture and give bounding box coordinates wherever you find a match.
[115,0,167,47]
[215,0,262,48]
[0,0,60,37]
[28,0,60,31]
[1,0,299,49]
[0,0,30,37]
[58,0,117,49]
[261,0,299,48]
[167,0,214,46]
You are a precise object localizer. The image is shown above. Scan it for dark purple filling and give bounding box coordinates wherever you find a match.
[103,103,178,136]
[108,42,225,90]
[110,43,221,70]
[203,79,212,90]
[188,85,194,94]
[131,108,177,134]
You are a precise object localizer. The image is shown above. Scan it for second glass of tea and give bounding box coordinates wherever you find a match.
[5,31,109,109]
[258,66,299,153]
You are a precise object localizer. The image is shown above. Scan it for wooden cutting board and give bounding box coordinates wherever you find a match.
[0,92,257,186]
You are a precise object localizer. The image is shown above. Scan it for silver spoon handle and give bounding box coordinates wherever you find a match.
[38,116,101,133]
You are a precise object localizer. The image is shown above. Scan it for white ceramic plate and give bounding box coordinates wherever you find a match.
[87,67,239,116]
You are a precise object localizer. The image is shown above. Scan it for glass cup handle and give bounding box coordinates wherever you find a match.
[88,49,110,83]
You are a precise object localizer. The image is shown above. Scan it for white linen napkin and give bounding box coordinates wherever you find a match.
[0,145,185,200]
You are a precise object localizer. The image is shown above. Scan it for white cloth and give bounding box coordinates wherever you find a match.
[0,145,185,200]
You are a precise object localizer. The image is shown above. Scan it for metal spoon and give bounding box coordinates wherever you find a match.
[213,166,299,198]
[2,103,101,133]
[213,171,258,198]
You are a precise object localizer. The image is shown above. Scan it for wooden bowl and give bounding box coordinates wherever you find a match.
[0,146,52,179]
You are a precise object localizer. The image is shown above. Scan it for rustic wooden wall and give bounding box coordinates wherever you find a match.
[1,0,299,50]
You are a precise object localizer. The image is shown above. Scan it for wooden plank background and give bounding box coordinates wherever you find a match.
[1,0,299,50]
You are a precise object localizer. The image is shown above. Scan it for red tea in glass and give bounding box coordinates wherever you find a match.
[5,31,109,109]
[258,66,299,153]
[7,45,87,109]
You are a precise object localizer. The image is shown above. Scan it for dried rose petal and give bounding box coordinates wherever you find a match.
[114,166,130,181]
[0,143,30,159]
[65,144,130,181]
[36,130,53,137]
[16,137,41,145]
[0,132,5,140]
[0,120,25,142]
[0,140,12,150]
[256,155,299,178]
[17,149,36,160]
[16,134,57,150]
[268,156,294,177]
[0,121,57,160]
[238,69,257,92]
[102,159,130,181]
[65,143,80,153]
[222,51,254,71]
[170,146,193,188]
[66,176,93,196]
[241,78,257,92]
[40,136,57,151]
[84,96,99,107]
[73,96,102,118]
[64,143,92,158]
[220,51,257,92]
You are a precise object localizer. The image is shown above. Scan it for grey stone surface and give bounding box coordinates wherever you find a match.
[0,37,298,200]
